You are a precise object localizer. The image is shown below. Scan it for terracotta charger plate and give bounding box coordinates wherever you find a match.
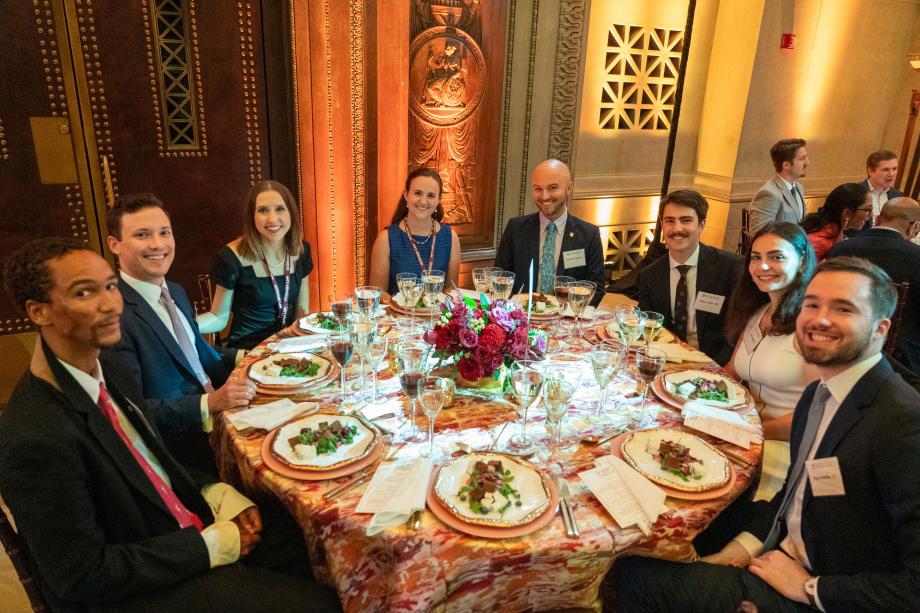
[425,465,560,538]
[594,323,676,346]
[650,372,753,414]
[608,433,736,501]
[260,433,386,481]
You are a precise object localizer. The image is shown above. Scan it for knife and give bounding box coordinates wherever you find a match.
[559,480,580,538]
[553,474,571,535]
[323,469,370,500]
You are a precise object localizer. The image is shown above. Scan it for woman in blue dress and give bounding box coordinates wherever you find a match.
[197,180,313,349]
[368,167,461,298]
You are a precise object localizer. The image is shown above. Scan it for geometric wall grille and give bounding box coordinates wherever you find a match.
[602,222,656,280]
[599,23,683,131]
[151,0,202,149]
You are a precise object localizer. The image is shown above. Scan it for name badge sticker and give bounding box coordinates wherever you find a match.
[742,322,763,353]
[696,291,726,314]
[563,249,587,269]
[806,457,846,497]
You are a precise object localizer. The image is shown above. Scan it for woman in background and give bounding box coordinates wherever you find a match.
[368,167,461,298]
[198,180,312,350]
[801,182,871,260]
[724,221,819,500]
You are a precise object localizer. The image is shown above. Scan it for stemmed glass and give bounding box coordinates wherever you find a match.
[351,321,377,395]
[634,346,667,416]
[365,336,388,402]
[472,267,489,295]
[617,307,647,347]
[641,311,665,346]
[505,360,544,455]
[354,285,381,321]
[483,266,504,302]
[553,275,575,310]
[421,270,445,327]
[396,272,422,320]
[491,272,515,304]
[418,376,450,457]
[543,378,575,461]
[329,292,352,327]
[328,328,354,402]
[590,345,626,416]
[396,340,431,442]
[567,281,594,339]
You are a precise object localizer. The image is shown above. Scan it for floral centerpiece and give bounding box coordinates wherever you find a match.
[423,293,548,389]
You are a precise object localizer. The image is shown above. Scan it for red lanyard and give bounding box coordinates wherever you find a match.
[404,220,437,275]
[262,254,291,324]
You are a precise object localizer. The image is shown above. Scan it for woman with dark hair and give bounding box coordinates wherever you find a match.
[198,180,313,350]
[724,221,820,499]
[368,167,461,297]
[801,182,871,260]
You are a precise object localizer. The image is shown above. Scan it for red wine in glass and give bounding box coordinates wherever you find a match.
[637,362,662,383]
[331,341,354,367]
[330,300,351,324]
[399,371,424,396]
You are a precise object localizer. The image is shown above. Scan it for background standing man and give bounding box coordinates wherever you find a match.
[749,138,809,234]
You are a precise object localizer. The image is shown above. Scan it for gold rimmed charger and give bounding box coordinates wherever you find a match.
[388,292,448,316]
[266,413,379,473]
[247,352,339,395]
[595,323,675,346]
[619,429,731,493]
[514,294,562,321]
[653,369,750,411]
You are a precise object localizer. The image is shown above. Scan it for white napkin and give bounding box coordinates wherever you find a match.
[356,457,433,535]
[268,336,328,353]
[579,455,667,535]
[682,400,763,448]
[648,342,711,363]
[561,305,605,320]
[226,399,318,431]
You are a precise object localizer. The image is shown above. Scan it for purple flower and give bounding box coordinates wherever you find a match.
[489,306,516,332]
[458,326,478,349]
[533,334,547,353]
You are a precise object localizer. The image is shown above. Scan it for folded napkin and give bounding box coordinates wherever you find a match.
[356,457,433,535]
[580,455,667,535]
[268,336,327,353]
[682,400,763,448]
[648,342,711,363]
[226,399,318,431]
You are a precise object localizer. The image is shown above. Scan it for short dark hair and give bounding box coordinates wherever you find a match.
[801,182,869,233]
[770,139,807,172]
[661,189,708,222]
[3,238,89,313]
[107,193,169,240]
[866,149,897,171]
[815,256,897,320]
[390,167,444,226]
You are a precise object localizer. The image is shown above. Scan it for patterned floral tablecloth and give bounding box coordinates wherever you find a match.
[214,311,763,612]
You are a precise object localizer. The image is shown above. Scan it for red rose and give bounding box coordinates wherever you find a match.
[457,354,484,381]
[478,323,507,353]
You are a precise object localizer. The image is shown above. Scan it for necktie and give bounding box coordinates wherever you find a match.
[673,265,691,340]
[792,185,803,220]
[540,222,557,293]
[160,284,214,392]
[760,383,830,552]
[98,383,204,531]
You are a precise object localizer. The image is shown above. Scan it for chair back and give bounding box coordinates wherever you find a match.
[0,504,48,612]
[885,281,910,355]
[737,209,753,255]
[195,273,223,348]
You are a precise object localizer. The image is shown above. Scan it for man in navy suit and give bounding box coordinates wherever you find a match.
[827,197,920,372]
[101,193,255,479]
[861,149,904,229]
[616,257,920,612]
[637,190,744,365]
[494,159,606,306]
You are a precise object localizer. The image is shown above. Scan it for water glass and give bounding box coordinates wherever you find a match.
[365,335,388,401]
[354,285,381,321]
[590,347,625,415]
[396,272,422,319]
[472,267,489,294]
[483,266,504,302]
[506,360,544,454]
[418,376,450,457]
[491,272,515,302]
[421,270,445,325]
[543,378,575,460]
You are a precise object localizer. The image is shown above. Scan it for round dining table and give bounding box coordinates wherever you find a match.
[212,306,763,612]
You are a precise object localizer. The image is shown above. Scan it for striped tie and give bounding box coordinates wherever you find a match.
[160,284,214,392]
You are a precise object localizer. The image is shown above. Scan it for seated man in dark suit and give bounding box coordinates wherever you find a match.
[100,193,255,480]
[637,189,743,365]
[616,257,920,613]
[494,159,606,306]
[827,197,920,372]
[861,149,903,228]
[0,239,340,612]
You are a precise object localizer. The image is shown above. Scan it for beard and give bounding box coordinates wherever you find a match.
[797,327,872,367]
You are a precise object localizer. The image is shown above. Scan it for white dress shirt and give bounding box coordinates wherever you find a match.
[778,176,805,221]
[668,244,699,349]
[538,210,567,286]
[120,271,213,431]
[866,179,892,222]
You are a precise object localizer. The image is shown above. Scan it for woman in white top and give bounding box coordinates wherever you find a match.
[724,222,820,500]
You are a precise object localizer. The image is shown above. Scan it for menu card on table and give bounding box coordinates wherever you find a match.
[356,457,434,535]
[681,400,763,449]
[226,399,318,431]
[579,455,667,536]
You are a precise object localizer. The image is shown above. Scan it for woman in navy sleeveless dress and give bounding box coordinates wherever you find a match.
[369,168,461,297]
[197,180,313,350]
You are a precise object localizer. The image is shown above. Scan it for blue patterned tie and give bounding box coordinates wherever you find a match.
[160,284,214,392]
[540,222,557,293]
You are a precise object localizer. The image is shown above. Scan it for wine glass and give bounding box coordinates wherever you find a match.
[641,311,665,346]
[483,266,504,302]
[396,272,421,319]
[567,281,594,339]
[329,292,352,326]
[543,378,575,461]
[491,272,515,304]
[396,340,431,442]
[590,347,625,416]
[351,321,377,395]
[553,275,574,311]
[328,329,354,402]
[417,376,450,457]
[506,360,544,455]
[421,270,445,327]
[617,308,647,347]
[634,346,666,416]
[365,335,388,401]
[472,267,489,295]
[354,285,381,321]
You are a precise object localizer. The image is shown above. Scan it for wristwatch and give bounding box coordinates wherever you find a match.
[804,576,819,608]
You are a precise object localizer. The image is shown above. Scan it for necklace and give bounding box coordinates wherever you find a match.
[261,252,292,325]
[404,219,437,275]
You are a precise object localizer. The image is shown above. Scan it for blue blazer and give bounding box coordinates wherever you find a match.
[101,279,231,478]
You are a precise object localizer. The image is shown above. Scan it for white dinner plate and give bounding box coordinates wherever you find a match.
[248,352,332,386]
[270,414,376,471]
[620,429,731,492]
[662,369,746,409]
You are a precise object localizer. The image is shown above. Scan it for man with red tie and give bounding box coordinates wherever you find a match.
[0,239,339,612]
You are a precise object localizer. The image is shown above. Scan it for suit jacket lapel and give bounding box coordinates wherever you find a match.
[524,214,540,279]
[118,279,198,381]
[772,176,799,220]
[694,245,716,331]
[555,216,575,272]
